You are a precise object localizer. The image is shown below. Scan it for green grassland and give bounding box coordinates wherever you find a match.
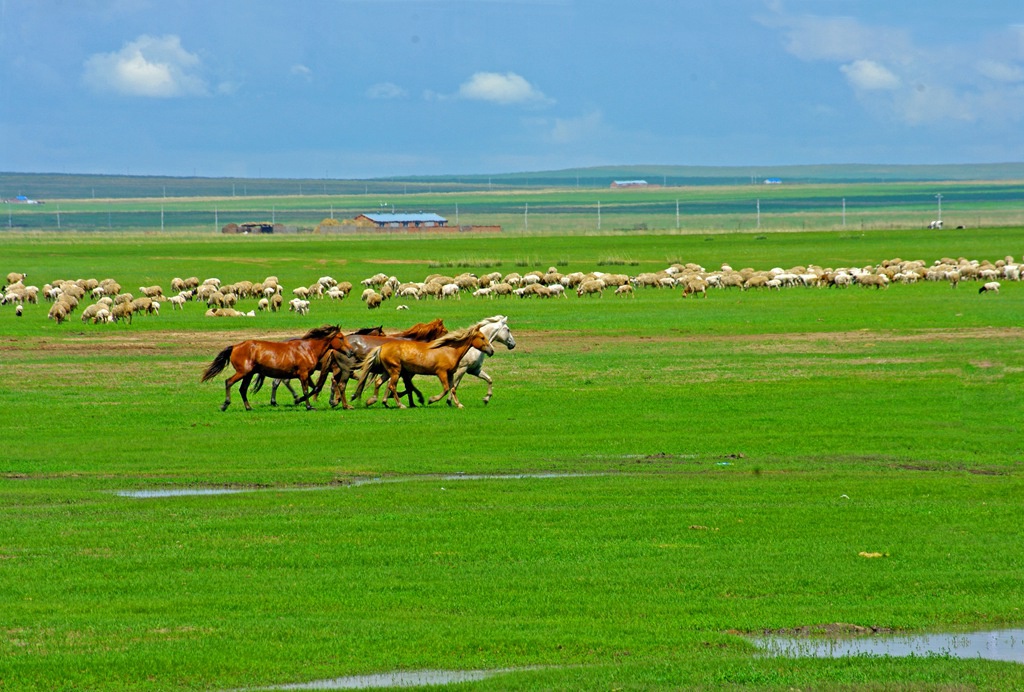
[1,214,1023,689]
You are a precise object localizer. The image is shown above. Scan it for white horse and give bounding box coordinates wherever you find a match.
[448,315,516,405]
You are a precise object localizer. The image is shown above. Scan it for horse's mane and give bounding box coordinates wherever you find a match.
[350,325,384,335]
[473,315,506,328]
[429,325,480,349]
[301,324,341,340]
[395,318,447,341]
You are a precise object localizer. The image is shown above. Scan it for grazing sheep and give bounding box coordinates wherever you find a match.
[365,292,383,310]
[111,302,134,324]
[472,287,493,299]
[257,297,270,311]
[6,272,26,285]
[139,285,164,298]
[289,298,311,315]
[15,304,23,317]
[548,284,567,298]
[168,294,187,310]
[614,284,634,298]
[682,279,708,298]
[576,279,605,297]
[270,294,283,312]
[93,308,111,324]
[48,302,69,324]
[979,281,1001,294]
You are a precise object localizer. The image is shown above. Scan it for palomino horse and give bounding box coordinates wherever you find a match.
[448,315,516,405]
[200,325,352,411]
[351,326,494,409]
[252,325,385,407]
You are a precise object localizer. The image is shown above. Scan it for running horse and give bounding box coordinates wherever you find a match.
[304,318,449,408]
[200,325,352,411]
[251,325,385,407]
[448,315,516,405]
[351,326,494,409]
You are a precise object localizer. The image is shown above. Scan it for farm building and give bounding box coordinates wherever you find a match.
[354,213,448,229]
[610,180,648,189]
[221,222,296,234]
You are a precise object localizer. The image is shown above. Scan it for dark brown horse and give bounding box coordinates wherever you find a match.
[351,326,494,409]
[252,325,384,407]
[200,325,352,411]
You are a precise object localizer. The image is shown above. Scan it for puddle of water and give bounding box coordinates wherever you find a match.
[115,488,250,498]
[754,629,1024,664]
[114,473,604,499]
[249,667,528,690]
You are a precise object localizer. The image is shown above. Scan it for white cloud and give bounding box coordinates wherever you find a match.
[291,64,313,82]
[763,7,1024,126]
[458,71,550,105]
[840,60,901,91]
[367,82,408,100]
[83,35,206,98]
[547,111,604,144]
[976,59,1024,83]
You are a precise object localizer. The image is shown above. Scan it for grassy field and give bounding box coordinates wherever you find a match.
[1,223,1023,689]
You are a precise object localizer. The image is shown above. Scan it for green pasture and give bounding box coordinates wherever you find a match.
[6,178,1024,233]
[1,227,1023,690]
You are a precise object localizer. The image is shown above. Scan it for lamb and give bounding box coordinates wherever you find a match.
[168,294,187,310]
[979,281,1001,294]
[257,297,270,311]
[289,298,311,315]
[614,284,634,298]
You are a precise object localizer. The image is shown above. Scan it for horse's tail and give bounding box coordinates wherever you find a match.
[200,345,233,382]
[351,347,382,400]
[250,373,265,394]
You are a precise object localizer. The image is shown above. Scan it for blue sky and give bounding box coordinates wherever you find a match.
[2,1,1023,178]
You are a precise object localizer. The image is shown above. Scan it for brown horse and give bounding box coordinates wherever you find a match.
[351,326,494,409]
[319,318,449,408]
[200,325,352,411]
[252,325,384,407]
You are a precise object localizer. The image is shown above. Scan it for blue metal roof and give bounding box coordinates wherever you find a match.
[362,213,447,223]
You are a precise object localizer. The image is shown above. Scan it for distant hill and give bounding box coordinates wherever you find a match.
[2,163,1022,200]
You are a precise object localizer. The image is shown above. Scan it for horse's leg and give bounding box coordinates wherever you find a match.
[474,369,495,404]
[401,374,418,408]
[238,373,255,411]
[284,380,301,405]
[428,372,452,406]
[387,370,406,409]
[298,374,315,410]
[367,375,385,408]
[269,378,280,406]
[222,371,245,411]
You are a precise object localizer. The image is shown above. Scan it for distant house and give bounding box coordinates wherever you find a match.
[354,213,448,229]
[610,180,648,189]
[763,178,782,185]
[3,195,42,204]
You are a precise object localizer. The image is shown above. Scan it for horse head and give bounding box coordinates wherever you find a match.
[471,327,495,356]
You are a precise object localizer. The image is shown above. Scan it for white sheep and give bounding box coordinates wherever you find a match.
[979,281,1000,294]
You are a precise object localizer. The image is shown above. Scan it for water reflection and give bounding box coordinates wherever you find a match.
[246,667,529,690]
[115,473,603,498]
[754,629,1024,664]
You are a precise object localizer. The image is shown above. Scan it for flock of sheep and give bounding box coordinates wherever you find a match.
[2,254,1014,326]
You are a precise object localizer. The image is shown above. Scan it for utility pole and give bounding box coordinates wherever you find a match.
[756,199,761,229]
[842,198,846,227]
[935,193,943,223]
